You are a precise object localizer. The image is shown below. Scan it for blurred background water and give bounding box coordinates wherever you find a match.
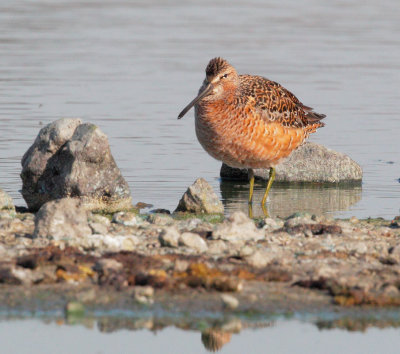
[0,0,399,218]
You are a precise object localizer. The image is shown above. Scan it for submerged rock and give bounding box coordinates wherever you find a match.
[175,178,224,214]
[21,118,132,212]
[34,198,92,240]
[0,188,14,211]
[220,142,362,183]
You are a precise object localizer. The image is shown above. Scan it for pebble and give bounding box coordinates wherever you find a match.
[207,240,228,255]
[89,222,109,235]
[147,213,174,226]
[0,189,15,211]
[112,212,141,227]
[133,286,155,305]
[179,232,208,252]
[159,227,180,248]
[245,250,274,268]
[174,178,224,214]
[220,294,239,310]
[213,212,264,242]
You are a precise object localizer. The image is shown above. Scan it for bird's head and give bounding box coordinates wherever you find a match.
[178,57,238,119]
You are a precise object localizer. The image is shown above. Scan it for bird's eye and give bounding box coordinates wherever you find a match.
[220,74,228,79]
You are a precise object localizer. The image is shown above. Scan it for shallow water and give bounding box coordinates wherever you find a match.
[0,0,399,218]
[1,315,400,354]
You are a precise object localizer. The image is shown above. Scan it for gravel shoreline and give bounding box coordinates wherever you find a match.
[1,205,400,312]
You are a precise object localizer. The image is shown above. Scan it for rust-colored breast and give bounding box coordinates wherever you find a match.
[195,100,309,168]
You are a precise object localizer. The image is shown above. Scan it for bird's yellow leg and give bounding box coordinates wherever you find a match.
[248,203,254,219]
[261,202,269,218]
[261,167,275,206]
[248,168,255,204]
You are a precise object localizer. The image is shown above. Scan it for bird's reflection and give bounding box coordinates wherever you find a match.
[220,179,362,218]
[201,318,273,352]
[201,329,232,352]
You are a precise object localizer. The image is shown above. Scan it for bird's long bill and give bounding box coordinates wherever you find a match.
[177,83,213,119]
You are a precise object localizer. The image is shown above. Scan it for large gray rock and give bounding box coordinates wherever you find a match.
[34,198,92,240]
[175,178,224,214]
[0,188,14,211]
[21,118,132,212]
[220,142,362,183]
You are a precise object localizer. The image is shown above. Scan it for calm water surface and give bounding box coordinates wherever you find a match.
[1,316,400,354]
[0,0,399,218]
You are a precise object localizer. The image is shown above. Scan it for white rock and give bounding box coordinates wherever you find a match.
[245,250,274,268]
[179,232,208,252]
[159,227,180,248]
[220,294,239,310]
[213,212,264,243]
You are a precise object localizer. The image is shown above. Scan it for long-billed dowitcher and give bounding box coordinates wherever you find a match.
[178,57,325,215]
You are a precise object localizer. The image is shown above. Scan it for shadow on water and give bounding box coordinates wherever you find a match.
[220,180,362,218]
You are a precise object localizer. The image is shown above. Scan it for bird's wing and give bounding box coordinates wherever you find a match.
[238,75,326,128]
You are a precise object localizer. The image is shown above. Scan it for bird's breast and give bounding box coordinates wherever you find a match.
[194,100,308,169]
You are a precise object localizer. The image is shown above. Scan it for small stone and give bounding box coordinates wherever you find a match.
[245,250,274,268]
[174,259,189,273]
[238,245,255,257]
[120,236,139,251]
[0,189,14,211]
[179,232,208,252]
[348,242,368,254]
[212,211,264,242]
[89,222,109,235]
[34,198,92,240]
[97,235,139,252]
[133,286,154,298]
[349,216,359,224]
[133,286,154,305]
[93,258,123,274]
[387,244,400,264]
[159,227,180,248]
[262,218,284,231]
[112,212,140,226]
[382,285,400,297]
[284,212,315,228]
[207,240,228,255]
[147,213,174,226]
[175,178,224,214]
[90,214,111,227]
[9,266,43,286]
[220,294,239,310]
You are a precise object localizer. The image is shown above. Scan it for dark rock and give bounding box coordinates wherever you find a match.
[21,118,132,212]
[175,178,224,214]
[0,188,14,211]
[34,198,92,240]
[150,208,171,215]
[220,142,362,183]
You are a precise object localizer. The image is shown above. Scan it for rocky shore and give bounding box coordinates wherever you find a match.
[1,199,400,311]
